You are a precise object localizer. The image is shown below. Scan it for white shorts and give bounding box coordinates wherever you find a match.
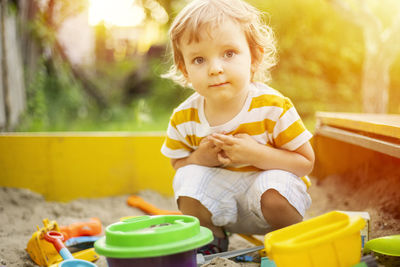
[173,165,311,234]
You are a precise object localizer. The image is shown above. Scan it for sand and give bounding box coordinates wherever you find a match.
[1,175,399,267]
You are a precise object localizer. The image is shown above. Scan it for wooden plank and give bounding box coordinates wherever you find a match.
[311,135,377,179]
[3,10,26,129]
[0,2,6,129]
[316,112,400,139]
[0,133,175,201]
[316,125,400,159]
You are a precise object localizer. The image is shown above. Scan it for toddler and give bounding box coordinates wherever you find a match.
[161,0,314,254]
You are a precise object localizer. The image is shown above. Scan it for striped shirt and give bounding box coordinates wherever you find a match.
[161,82,312,174]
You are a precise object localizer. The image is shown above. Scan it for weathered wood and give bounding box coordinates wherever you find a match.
[316,125,400,158]
[0,0,9,130]
[312,112,400,181]
[0,0,26,130]
[0,55,4,130]
[19,0,41,87]
[316,112,400,139]
[4,9,25,129]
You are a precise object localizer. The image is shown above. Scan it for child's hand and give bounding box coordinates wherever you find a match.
[210,133,261,165]
[191,136,222,167]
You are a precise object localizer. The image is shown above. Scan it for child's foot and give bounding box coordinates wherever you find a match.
[197,234,229,255]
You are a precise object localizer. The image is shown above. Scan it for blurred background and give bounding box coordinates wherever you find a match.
[1,0,399,133]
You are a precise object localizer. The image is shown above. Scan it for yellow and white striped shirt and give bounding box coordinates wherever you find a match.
[161,82,312,174]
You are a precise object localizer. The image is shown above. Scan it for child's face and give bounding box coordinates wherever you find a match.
[179,19,254,103]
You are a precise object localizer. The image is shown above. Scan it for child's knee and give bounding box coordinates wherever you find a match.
[177,196,212,219]
[177,196,201,209]
[261,189,287,211]
[260,189,302,223]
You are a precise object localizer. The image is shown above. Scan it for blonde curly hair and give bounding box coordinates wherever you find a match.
[162,0,277,87]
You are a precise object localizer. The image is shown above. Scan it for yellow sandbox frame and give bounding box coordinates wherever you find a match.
[2,113,399,201]
[313,112,400,179]
[0,132,175,201]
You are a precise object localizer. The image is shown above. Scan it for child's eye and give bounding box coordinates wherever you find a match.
[224,50,236,58]
[193,57,204,64]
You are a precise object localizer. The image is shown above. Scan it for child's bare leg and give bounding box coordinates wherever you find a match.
[178,196,225,238]
[260,189,302,230]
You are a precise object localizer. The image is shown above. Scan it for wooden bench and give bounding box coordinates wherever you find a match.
[312,112,400,179]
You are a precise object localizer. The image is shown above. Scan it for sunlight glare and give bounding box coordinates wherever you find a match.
[88,0,146,27]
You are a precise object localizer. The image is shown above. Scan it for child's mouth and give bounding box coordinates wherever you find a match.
[209,82,229,87]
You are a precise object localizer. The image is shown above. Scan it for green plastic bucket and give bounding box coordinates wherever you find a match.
[94,215,213,267]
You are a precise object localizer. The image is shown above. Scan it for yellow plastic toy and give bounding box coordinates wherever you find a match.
[264,211,365,267]
[26,218,99,266]
[238,234,267,257]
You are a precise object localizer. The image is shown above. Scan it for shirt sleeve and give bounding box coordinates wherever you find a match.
[161,113,194,159]
[272,97,312,151]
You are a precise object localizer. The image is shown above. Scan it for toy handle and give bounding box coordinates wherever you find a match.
[60,217,102,241]
[127,195,182,215]
[44,231,74,260]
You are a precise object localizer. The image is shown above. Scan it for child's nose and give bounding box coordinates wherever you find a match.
[208,59,223,76]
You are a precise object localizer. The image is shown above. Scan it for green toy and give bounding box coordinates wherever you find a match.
[94,215,213,267]
[363,235,400,257]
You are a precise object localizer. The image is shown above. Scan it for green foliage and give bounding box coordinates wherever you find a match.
[250,0,367,130]
[19,60,48,131]
[17,53,191,132]
[146,58,193,112]
[17,0,400,132]
[17,59,89,131]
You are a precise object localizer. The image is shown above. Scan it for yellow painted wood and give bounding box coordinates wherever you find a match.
[313,112,400,180]
[316,125,400,158]
[312,135,376,179]
[316,112,400,139]
[0,132,175,201]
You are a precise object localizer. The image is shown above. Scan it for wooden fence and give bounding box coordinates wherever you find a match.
[0,0,27,131]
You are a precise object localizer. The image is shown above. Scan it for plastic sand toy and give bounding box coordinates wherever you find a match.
[264,211,365,267]
[94,215,213,267]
